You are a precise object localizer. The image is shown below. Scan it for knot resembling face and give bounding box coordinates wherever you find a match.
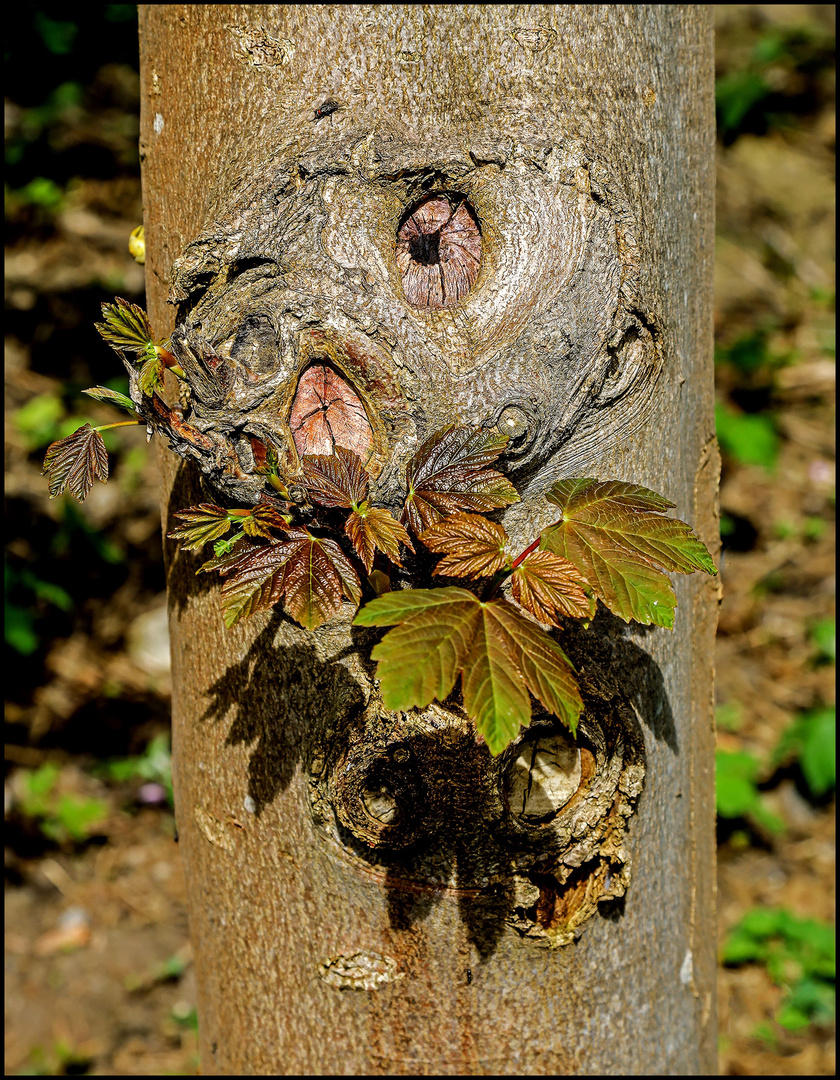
[158,121,659,947]
[308,695,644,948]
[164,122,661,507]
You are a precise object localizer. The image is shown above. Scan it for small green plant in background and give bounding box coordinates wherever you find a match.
[715,401,780,471]
[716,748,784,837]
[16,762,109,844]
[16,1039,93,1077]
[722,907,836,1032]
[5,558,73,656]
[716,23,836,143]
[808,618,835,665]
[96,732,174,808]
[772,705,836,799]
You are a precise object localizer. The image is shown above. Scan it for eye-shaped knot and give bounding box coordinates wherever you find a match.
[396,194,482,310]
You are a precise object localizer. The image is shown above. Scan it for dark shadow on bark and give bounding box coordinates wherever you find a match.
[197,608,368,815]
[557,604,678,753]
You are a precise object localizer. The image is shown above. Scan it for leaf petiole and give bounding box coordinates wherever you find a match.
[481,536,542,600]
[93,420,145,433]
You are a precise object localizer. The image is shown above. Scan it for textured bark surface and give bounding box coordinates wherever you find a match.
[139,5,718,1074]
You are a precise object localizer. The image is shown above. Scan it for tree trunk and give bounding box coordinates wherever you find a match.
[139,5,718,1074]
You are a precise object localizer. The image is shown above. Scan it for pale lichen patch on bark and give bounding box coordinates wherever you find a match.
[318,950,404,991]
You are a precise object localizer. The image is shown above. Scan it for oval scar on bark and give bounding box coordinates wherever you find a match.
[396,194,482,309]
[289,363,374,458]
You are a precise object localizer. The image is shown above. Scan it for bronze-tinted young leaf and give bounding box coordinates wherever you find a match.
[95,297,155,356]
[420,513,508,579]
[510,550,594,624]
[167,504,234,550]
[301,447,369,508]
[217,539,297,627]
[345,503,413,572]
[138,352,165,397]
[354,588,582,755]
[403,425,519,534]
[546,478,717,575]
[81,386,138,415]
[242,502,292,539]
[541,478,717,628]
[280,531,362,630]
[205,528,361,629]
[42,424,108,501]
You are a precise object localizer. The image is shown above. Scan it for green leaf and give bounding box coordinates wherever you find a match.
[715,402,780,470]
[139,351,165,396]
[403,425,519,534]
[716,750,784,834]
[722,906,836,1032]
[800,708,836,797]
[355,588,582,755]
[167,505,234,551]
[82,385,138,415]
[546,479,717,574]
[42,424,109,501]
[773,706,835,798]
[541,478,716,627]
[95,297,156,356]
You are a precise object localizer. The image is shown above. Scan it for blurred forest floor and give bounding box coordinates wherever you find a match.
[4,5,835,1075]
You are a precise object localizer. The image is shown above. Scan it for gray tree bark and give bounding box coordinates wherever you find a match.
[139,5,719,1074]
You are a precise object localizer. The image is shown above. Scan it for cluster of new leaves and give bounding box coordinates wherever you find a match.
[41,298,180,500]
[173,426,519,636]
[41,297,717,757]
[93,296,180,399]
[354,475,716,754]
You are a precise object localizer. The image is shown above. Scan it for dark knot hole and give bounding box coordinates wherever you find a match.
[409,229,441,266]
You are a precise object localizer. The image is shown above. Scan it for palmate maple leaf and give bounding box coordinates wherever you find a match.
[402,425,519,534]
[203,529,362,630]
[419,513,593,625]
[302,448,412,572]
[354,587,582,756]
[540,478,717,627]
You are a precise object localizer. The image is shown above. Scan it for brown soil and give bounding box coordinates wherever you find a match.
[4,6,835,1075]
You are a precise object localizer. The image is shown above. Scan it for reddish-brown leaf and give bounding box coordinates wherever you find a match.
[510,550,594,624]
[290,364,373,459]
[301,447,370,508]
[242,502,292,538]
[215,539,297,627]
[420,513,508,579]
[403,425,519,534]
[208,528,362,630]
[345,504,413,572]
[42,424,109,501]
[280,532,363,629]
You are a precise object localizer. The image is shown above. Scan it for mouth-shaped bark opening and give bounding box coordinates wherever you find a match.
[289,361,374,460]
[396,193,482,310]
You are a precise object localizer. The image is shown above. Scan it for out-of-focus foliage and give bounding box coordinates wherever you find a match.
[723,907,836,1031]
[772,705,836,798]
[716,748,785,836]
[13,762,109,843]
